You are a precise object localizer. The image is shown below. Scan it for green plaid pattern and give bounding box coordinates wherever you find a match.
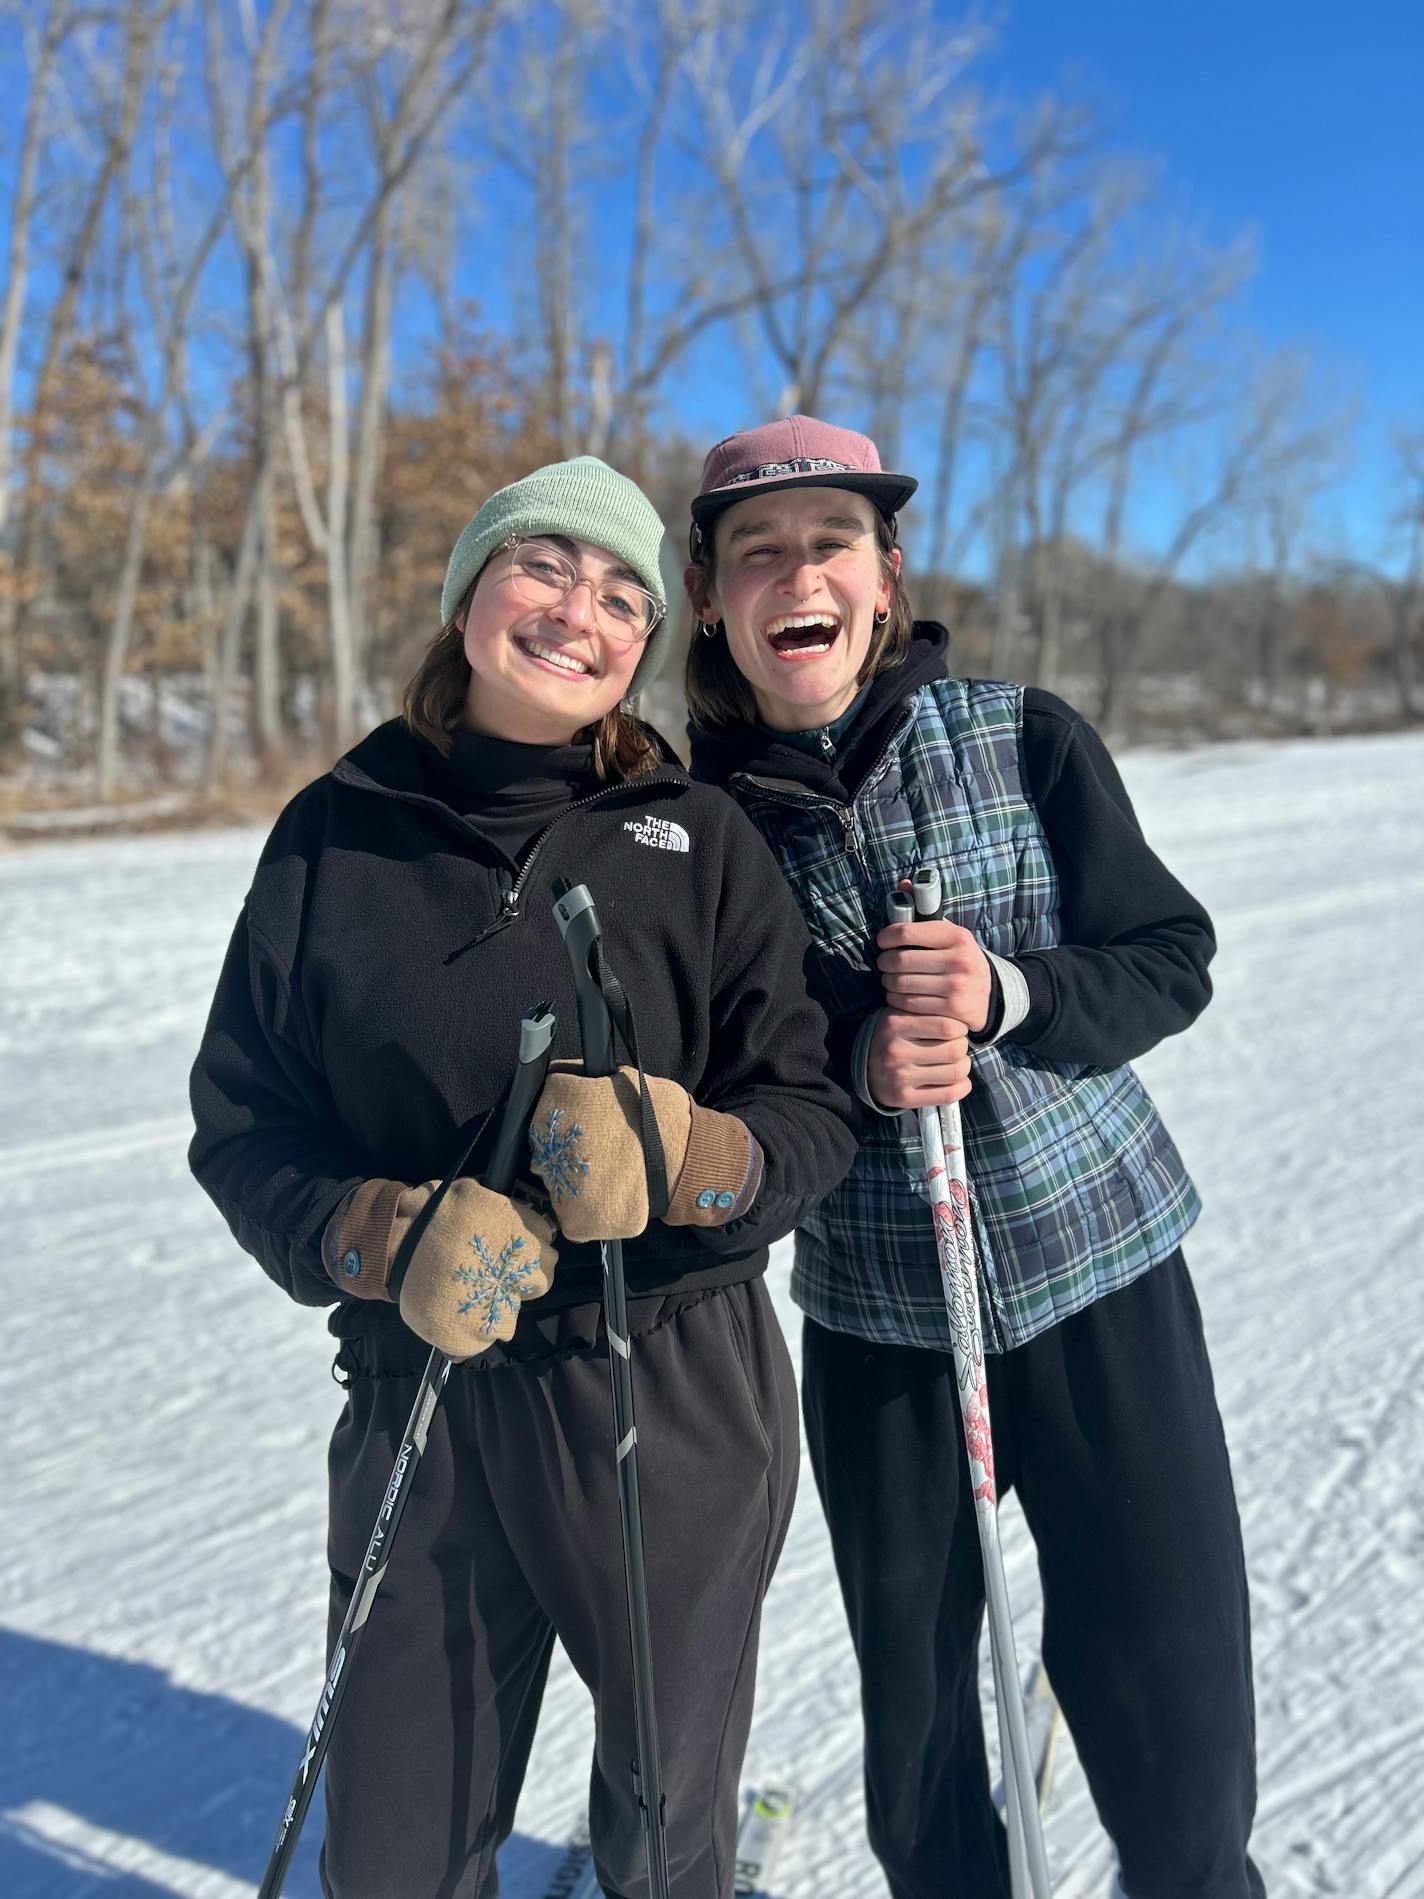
[727,677,1200,1352]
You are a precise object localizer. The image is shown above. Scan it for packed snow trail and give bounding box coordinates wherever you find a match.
[1,730,1421,1896]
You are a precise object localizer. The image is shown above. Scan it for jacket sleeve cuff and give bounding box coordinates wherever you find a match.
[851,1008,900,1116]
[322,1178,404,1300]
[971,951,1031,1047]
[664,1104,765,1226]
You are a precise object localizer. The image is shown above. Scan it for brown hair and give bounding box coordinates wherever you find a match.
[684,510,913,729]
[401,577,662,781]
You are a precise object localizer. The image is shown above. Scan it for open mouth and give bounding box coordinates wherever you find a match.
[514,635,597,679]
[764,613,841,659]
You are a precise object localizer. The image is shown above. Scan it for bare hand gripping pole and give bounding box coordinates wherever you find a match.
[891,867,1052,1899]
[551,878,671,1899]
[256,1004,557,1899]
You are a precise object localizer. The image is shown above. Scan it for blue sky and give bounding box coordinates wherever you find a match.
[979,0,1423,552]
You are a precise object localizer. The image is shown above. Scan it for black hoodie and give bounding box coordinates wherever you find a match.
[188,719,856,1374]
[688,623,1216,1071]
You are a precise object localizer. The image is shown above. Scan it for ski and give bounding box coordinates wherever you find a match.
[733,1782,796,1896]
[541,1779,798,1899]
[993,1660,1063,1816]
[540,1816,598,1899]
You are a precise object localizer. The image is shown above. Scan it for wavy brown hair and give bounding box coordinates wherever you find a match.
[402,576,663,781]
[685,510,913,729]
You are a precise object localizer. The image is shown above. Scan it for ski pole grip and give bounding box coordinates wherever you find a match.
[886,889,915,927]
[552,879,616,1078]
[484,1003,556,1194]
[911,864,944,922]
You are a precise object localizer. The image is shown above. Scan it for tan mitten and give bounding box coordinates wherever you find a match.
[528,1066,765,1240]
[528,1064,692,1240]
[390,1178,557,1360]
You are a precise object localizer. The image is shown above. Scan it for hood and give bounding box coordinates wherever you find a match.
[687,620,951,802]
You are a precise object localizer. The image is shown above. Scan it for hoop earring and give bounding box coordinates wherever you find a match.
[700,620,720,638]
[873,609,890,626]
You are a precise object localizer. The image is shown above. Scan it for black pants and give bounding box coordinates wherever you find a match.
[803,1252,1265,1899]
[319,1280,798,1899]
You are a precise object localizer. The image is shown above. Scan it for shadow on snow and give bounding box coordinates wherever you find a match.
[0,1626,562,1896]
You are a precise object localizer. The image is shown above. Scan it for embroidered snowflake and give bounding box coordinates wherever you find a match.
[454,1232,542,1333]
[529,1107,589,1202]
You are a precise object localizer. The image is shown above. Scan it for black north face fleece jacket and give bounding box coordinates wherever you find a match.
[189,719,855,1374]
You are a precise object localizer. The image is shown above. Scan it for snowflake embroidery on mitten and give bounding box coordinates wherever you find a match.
[454,1232,542,1333]
[529,1106,589,1202]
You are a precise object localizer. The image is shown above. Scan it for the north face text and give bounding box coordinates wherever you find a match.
[624,816,690,853]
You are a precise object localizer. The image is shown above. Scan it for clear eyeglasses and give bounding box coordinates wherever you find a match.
[501,537,664,644]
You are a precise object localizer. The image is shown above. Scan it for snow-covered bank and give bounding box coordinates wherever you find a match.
[2,731,1421,1897]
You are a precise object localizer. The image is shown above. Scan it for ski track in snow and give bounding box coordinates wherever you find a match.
[2,731,1421,1897]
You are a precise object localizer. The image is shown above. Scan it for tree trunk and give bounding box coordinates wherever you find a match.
[326,303,357,752]
[348,205,394,681]
[0,4,70,745]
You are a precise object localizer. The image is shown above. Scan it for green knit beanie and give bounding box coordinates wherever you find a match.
[441,456,671,693]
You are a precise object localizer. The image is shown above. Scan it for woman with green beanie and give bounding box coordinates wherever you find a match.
[189,455,856,1897]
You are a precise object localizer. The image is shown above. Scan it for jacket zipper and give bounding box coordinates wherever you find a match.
[334,761,686,948]
[469,774,681,946]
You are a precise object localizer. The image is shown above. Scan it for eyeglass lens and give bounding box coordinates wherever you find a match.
[508,542,656,638]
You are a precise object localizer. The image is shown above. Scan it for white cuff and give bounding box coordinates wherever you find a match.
[978,951,1031,1046]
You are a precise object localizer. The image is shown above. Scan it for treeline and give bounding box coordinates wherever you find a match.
[1,0,1420,799]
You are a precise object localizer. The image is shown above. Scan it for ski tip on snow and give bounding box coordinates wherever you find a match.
[733,1781,797,1896]
[539,1816,598,1899]
[541,1781,797,1899]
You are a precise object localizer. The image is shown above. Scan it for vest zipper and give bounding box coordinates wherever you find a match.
[731,774,865,864]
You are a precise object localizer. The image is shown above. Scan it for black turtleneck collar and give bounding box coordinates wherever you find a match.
[687,620,952,803]
[436,728,597,803]
[419,728,601,868]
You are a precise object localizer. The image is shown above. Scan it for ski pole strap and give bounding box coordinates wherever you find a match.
[590,938,670,1223]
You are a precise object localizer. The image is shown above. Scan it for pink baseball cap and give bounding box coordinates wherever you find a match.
[690,414,917,545]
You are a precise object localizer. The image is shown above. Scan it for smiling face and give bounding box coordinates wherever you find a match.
[458,535,646,744]
[695,488,897,730]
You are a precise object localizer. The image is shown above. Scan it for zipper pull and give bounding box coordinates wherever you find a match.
[817,727,834,760]
[839,808,863,862]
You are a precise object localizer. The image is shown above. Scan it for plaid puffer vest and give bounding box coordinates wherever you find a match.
[725,676,1200,1353]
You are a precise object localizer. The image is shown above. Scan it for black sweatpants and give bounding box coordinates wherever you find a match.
[803,1251,1265,1899]
[319,1280,798,1899]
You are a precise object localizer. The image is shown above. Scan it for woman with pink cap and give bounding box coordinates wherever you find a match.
[685,417,1263,1899]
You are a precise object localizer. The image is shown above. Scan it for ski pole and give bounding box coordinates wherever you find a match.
[256,1002,558,1899]
[890,867,1052,1899]
[551,878,672,1899]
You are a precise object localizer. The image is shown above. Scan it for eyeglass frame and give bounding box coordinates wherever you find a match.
[496,534,665,644]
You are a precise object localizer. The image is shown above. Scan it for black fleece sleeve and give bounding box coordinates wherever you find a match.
[188,900,370,1308]
[1002,690,1216,1065]
[681,809,859,1255]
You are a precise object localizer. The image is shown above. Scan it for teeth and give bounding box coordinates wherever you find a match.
[520,638,593,676]
[765,613,840,637]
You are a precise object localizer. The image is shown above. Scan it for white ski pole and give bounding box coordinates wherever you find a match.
[889,868,1052,1899]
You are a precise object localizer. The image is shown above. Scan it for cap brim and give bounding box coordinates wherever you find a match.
[690,469,918,532]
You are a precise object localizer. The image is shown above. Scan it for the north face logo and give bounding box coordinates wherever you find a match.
[624,816,690,853]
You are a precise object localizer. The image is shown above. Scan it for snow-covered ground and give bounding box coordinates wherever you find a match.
[2,730,1422,1898]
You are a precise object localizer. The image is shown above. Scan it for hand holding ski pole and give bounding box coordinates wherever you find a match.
[889,868,1053,1899]
[255,1004,557,1899]
[876,887,995,1033]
